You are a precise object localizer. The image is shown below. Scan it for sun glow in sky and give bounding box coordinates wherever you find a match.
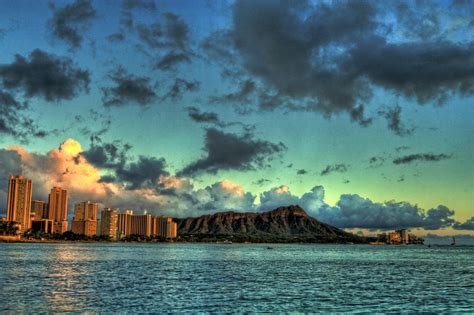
[0,0,473,236]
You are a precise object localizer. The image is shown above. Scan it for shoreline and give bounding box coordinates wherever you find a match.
[0,237,426,245]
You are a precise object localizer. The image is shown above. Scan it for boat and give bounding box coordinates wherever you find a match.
[451,236,456,246]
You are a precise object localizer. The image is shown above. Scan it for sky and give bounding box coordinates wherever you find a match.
[0,0,473,237]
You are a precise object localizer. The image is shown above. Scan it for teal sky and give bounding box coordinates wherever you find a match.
[0,0,473,235]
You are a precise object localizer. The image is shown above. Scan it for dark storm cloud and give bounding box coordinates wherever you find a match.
[178,128,287,176]
[393,153,451,165]
[163,78,199,100]
[210,79,256,105]
[80,135,168,190]
[82,138,131,170]
[107,32,125,42]
[136,12,191,50]
[187,107,223,126]
[115,156,169,189]
[368,156,385,168]
[101,67,156,107]
[318,195,456,230]
[453,217,474,230]
[136,12,192,71]
[0,49,90,102]
[349,105,372,127]
[136,22,164,48]
[48,0,97,48]
[350,39,474,105]
[154,52,191,71]
[297,169,308,175]
[253,178,271,186]
[121,0,157,29]
[162,12,189,50]
[320,164,348,176]
[215,0,474,124]
[378,105,414,136]
[0,91,50,142]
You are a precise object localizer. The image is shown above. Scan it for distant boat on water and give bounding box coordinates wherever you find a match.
[451,237,456,246]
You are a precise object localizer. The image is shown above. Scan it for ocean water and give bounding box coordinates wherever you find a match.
[0,243,473,313]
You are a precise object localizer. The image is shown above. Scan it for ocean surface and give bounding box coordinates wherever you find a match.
[1,243,473,313]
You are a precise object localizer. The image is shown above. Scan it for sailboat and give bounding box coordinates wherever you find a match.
[450,236,456,246]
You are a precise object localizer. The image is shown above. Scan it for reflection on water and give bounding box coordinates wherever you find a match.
[0,243,473,313]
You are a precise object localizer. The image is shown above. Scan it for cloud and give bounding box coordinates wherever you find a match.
[193,179,255,213]
[48,0,97,48]
[121,0,157,30]
[135,12,193,71]
[201,0,474,126]
[187,107,223,126]
[107,32,125,42]
[162,12,189,51]
[393,153,451,165]
[114,156,169,190]
[253,178,271,186]
[258,185,327,216]
[186,106,251,129]
[0,49,90,102]
[163,78,199,100]
[350,39,474,105]
[378,105,414,136]
[368,156,385,168]
[178,128,287,177]
[154,52,191,71]
[101,67,156,107]
[316,194,455,230]
[349,105,372,127]
[320,164,348,176]
[82,138,131,170]
[0,91,50,142]
[453,217,474,230]
[258,184,457,230]
[297,169,308,175]
[209,79,256,105]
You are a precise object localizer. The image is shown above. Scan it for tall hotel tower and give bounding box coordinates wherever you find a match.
[6,175,33,232]
[100,208,118,240]
[48,187,69,233]
[71,201,99,236]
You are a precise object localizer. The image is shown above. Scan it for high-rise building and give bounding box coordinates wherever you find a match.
[31,200,48,220]
[398,229,409,244]
[130,214,152,237]
[71,201,99,236]
[48,187,68,233]
[117,209,134,238]
[6,176,33,232]
[155,216,177,239]
[100,208,118,240]
[73,201,99,221]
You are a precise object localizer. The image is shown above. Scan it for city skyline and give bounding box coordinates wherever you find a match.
[0,0,473,238]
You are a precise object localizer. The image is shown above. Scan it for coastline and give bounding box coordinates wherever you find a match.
[0,237,426,246]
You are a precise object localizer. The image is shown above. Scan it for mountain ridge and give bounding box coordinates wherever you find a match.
[174,205,369,243]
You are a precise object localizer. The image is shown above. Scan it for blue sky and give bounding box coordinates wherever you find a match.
[0,0,473,235]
